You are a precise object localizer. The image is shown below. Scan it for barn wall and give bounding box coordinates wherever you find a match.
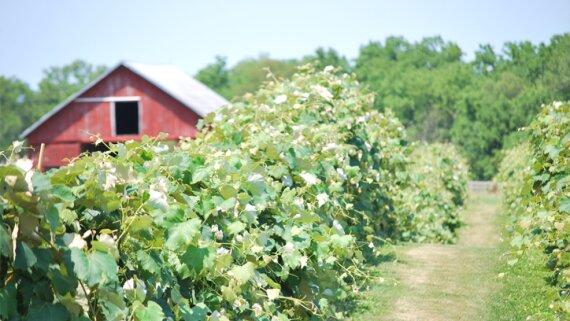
[29,143,81,169]
[26,66,202,167]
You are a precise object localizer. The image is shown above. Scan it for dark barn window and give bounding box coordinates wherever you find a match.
[114,101,139,135]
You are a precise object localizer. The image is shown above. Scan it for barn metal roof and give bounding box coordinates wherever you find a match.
[20,62,229,138]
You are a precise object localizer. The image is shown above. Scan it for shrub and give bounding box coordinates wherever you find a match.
[0,66,411,321]
[396,143,469,243]
[0,66,471,321]
[496,101,569,316]
[494,143,532,223]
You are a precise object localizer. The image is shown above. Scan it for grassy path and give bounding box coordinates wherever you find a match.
[352,191,502,321]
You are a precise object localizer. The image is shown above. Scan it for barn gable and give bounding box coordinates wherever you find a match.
[20,62,228,138]
[20,62,229,168]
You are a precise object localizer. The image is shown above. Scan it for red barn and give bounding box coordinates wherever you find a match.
[20,62,228,168]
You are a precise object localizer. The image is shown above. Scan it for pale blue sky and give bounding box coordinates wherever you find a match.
[0,0,568,86]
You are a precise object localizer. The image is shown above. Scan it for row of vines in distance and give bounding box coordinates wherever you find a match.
[496,101,569,317]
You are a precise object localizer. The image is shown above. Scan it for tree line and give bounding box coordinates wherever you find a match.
[0,61,106,148]
[1,34,568,178]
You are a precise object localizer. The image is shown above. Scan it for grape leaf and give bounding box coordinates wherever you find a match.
[70,249,118,287]
[560,197,570,213]
[45,205,60,230]
[228,262,255,285]
[31,172,51,193]
[0,224,10,257]
[47,264,77,295]
[98,288,128,321]
[180,302,208,321]
[14,241,37,269]
[52,185,75,202]
[134,301,164,321]
[26,302,70,321]
[219,185,237,199]
[137,250,162,274]
[227,221,245,235]
[180,245,214,275]
[165,218,201,251]
[0,283,16,319]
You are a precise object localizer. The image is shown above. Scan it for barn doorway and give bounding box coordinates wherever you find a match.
[114,101,140,135]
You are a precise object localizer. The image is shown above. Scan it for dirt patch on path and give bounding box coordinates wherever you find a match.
[385,191,501,321]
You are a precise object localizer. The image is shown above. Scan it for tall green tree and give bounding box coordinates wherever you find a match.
[196,54,298,100]
[0,76,34,148]
[354,36,467,141]
[354,33,570,178]
[35,59,106,113]
[195,56,230,97]
[0,60,106,148]
[2,34,569,179]
[540,34,570,100]
[195,48,351,100]
[302,47,350,72]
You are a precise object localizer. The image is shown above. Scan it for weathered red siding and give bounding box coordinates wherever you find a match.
[26,66,201,168]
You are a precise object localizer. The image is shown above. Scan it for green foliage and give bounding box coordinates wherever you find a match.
[490,238,559,321]
[0,67,417,320]
[495,143,532,218]
[0,66,469,320]
[194,56,230,98]
[225,55,299,100]
[0,60,106,149]
[36,59,107,108]
[196,48,349,101]
[2,35,569,179]
[302,48,350,74]
[396,143,469,243]
[196,55,298,100]
[355,34,570,179]
[194,34,570,179]
[209,34,526,179]
[0,77,34,148]
[496,101,569,317]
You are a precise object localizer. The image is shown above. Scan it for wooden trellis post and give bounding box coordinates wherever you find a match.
[37,143,45,172]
